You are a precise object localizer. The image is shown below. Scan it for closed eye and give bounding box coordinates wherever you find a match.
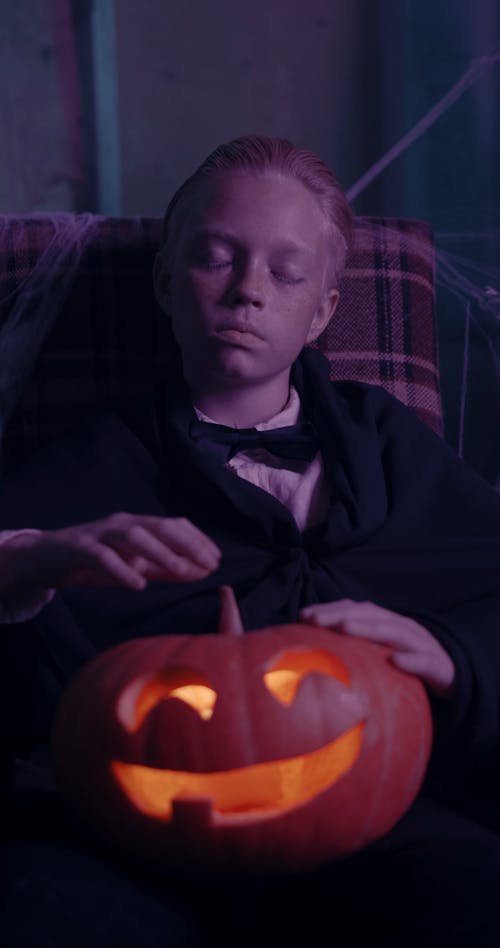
[271,271,304,285]
[201,263,302,284]
[194,258,232,270]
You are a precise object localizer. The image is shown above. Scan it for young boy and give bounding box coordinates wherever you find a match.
[2,136,500,947]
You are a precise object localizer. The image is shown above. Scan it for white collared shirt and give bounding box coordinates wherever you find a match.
[194,386,329,532]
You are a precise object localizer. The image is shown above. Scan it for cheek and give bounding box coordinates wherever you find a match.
[175,274,223,315]
[168,282,207,342]
[274,297,323,345]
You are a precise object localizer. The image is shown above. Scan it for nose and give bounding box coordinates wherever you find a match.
[225,259,265,309]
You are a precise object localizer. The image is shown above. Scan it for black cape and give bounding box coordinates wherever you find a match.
[2,348,500,827]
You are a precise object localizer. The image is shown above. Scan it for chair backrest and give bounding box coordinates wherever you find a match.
[0,214,440,473]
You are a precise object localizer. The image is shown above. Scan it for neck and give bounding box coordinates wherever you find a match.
[188,373,291,428]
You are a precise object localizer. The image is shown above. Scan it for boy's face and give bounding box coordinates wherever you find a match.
[155,171,339,398]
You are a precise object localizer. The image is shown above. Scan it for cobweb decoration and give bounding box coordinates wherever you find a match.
[0,214,102,443]
[434,232,500,460]
[0,49,497,479]
[346,46,500,470]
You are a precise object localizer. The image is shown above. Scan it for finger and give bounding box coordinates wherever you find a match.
[391,650,456,697]
[101,518,221,576]
[108,523,215,574]
[300,600,389,624]
[66,541,147,590]
[332,617,418,651]
[299,599,357,623]
[148,518,222,570]
[65,514,222,570]
[127,555,149,573]
[133,555,216,583]
[300,605,422,652]
[300,608,404,642]
[119,543,216,583]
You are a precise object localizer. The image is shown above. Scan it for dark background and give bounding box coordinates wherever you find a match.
[0,0,499,481]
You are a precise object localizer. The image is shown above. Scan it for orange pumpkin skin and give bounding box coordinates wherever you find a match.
[51,623,432,875]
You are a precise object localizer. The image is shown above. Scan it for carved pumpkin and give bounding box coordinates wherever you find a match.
[51,587,432,874]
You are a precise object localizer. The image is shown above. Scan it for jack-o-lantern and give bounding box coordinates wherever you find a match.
[51,587,432,874]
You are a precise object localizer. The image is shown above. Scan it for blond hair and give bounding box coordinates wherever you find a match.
[159,135,353,288]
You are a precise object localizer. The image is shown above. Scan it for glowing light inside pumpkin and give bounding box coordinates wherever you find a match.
[111,721,364,822]
[112,647,365,823]
[264,649,351,704]
[169,684,215,720]
[116,667,217,731]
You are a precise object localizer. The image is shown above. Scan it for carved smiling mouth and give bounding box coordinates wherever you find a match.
[110,721,364,824]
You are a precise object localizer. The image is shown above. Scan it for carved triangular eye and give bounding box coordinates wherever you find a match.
[263,649,350,705]
[117,667,217,732]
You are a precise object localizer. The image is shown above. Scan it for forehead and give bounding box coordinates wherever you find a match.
[174,171,328,252]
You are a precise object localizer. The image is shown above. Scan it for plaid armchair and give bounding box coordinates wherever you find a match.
[0,214,439,473]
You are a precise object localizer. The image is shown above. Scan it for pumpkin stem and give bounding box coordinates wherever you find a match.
[217,586,245,637]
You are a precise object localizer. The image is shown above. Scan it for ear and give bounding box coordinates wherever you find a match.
[306,289,339,344]
[153,252,170,312]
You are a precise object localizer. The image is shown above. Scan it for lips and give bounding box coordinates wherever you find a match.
[214,323,264,342]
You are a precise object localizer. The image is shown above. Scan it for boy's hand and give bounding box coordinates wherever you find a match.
[0,513,222,593]
[299,599,456,700]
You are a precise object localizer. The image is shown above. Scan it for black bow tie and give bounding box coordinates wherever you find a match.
[189,419,320,462]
